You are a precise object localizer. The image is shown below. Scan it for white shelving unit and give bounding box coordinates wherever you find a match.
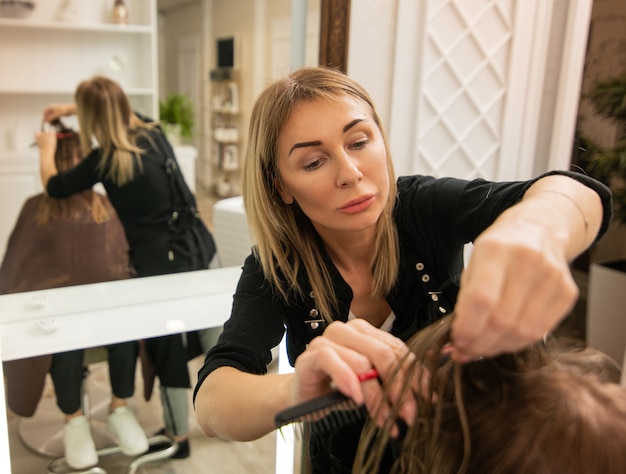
[209,68,241,198]
[0,0,158,259]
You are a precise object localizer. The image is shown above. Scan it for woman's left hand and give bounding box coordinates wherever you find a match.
[451,213,578,362]
[450,175,604,362]
[42,103,76,123]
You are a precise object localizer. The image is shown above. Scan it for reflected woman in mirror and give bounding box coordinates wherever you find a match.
[193,66,613,472]
[37,76,217,460]
[353,314,626,473]
[0,121,147,469]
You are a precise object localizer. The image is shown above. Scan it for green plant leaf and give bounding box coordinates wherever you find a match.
[585,74,626,226]
[159,93,195,139]
[588,76,626,122]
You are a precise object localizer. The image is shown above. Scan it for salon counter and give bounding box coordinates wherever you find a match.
[0,267,241,361]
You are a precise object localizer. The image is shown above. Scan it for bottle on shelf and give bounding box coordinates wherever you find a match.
[112,0,128,25]
[222,144,239,171]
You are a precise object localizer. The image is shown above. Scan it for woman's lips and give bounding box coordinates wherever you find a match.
[338,195,375,213]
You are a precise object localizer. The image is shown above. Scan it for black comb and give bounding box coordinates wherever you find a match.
[275,369,378,430]
[275,390,368,431]
[274,351,453,432]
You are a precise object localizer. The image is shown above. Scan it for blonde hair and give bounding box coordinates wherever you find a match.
[75,76,155,186]
[354,316,626,473]
[37,125,108,225]
[243,66,399,321]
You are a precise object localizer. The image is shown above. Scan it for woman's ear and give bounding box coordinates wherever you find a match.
[275,180,294,205]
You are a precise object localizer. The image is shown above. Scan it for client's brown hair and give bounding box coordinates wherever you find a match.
[37,120,109,225]
[354,315,626,473]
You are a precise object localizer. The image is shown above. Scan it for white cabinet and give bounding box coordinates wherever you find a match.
[0,0,158,259]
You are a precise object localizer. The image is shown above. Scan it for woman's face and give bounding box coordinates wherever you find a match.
[277,95,390,237]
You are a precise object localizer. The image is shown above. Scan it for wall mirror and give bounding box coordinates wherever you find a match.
[0,0,334,298]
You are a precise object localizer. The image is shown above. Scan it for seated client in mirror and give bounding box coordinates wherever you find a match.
[0,120,149,469]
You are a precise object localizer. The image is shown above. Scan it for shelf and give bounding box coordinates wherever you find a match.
[210,68,238,81]
[0,87,156,96]
[0,17,152,33]
[213,138,239,144]
[209,66,241,196]
[212,106,240,115]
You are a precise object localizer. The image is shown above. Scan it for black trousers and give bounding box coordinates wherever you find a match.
[133,223,215,389]
[49,341,138,415]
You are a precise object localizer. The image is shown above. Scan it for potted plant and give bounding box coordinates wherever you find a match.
[583,74,626,364]
[159,93,195,146]
[585,76,626,224]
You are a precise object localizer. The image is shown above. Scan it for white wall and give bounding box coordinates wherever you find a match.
[346,0,398,134]
[347,0,592,181]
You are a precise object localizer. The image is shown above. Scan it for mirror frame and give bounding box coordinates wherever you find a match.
[319,0,351,72]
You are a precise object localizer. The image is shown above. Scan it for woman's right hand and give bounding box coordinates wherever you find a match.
[35,130,57,155]
[196,320,416,441]
[42,103,76,124]
[292,319,417,434]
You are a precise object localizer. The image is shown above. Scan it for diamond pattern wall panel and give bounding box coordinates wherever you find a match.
[413,0,514,179]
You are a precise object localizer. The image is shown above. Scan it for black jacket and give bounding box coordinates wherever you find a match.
[196,170,611,386]
[47,115,215,276]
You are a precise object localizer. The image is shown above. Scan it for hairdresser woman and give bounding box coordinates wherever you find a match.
[193,67,612,473]
[37,76,216,458]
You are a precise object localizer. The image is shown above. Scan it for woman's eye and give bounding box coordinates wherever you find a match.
[303,158,324,171]
[351,139,368,150]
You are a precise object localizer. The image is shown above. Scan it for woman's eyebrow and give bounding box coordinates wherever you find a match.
[343,118,364,132]
[289,140,322,156]
[288,118,366,156]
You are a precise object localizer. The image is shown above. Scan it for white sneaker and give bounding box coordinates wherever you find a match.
[107,406,149,456]
[63,416,98,469]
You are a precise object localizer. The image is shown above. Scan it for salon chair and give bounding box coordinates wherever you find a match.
[17,347,177,474]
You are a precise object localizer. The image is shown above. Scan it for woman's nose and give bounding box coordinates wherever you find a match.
[336,153,363,187]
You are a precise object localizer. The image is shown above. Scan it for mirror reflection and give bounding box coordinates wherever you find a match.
[1,0,321,472]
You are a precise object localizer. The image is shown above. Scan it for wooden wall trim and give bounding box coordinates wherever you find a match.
[319,0,351,72]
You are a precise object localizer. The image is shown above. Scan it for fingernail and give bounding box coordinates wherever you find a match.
[440,343,453,355]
